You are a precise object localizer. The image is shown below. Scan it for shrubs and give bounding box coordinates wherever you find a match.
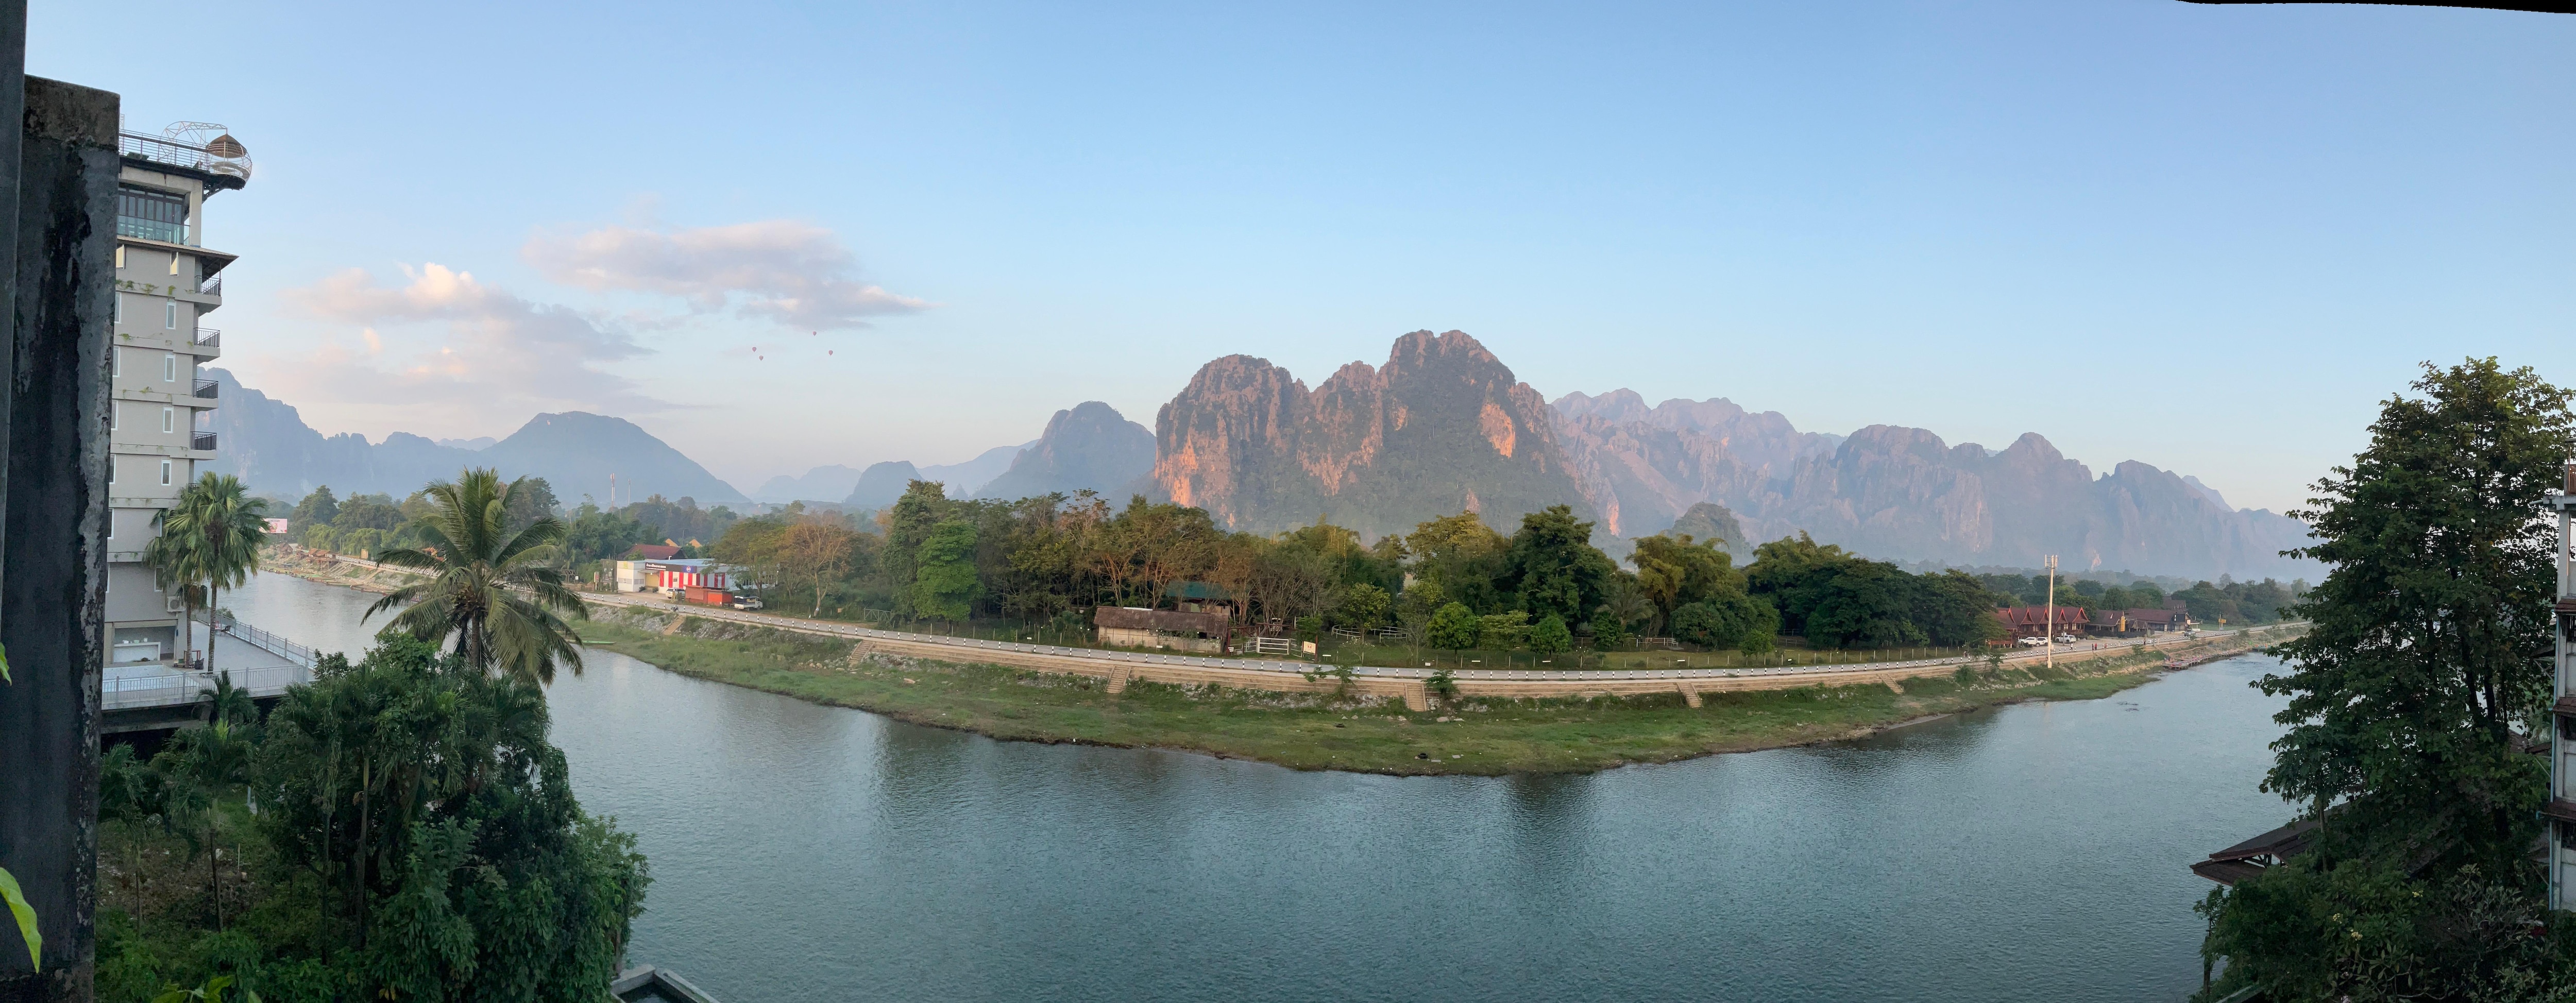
[1427,602,1481,650]
[1669,594,1780,653]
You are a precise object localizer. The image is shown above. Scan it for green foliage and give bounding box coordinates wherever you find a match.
[1669,594,1779,652]
[1293,616,1322,642]
[1476,610,1531,650]
[2199,359,2575,998]
[1336,583,1391,630]
[287,487,337,543]
[1,865,35,971]
[1587,616,1631,651]
[1746,533,2008,649]
[366,469,590,683]
[1528,614,1572,655]
[907,518,984,621]
[1426,602,1481,650]
[560,503,653,566]
[1426,668,1459,701]
[95,635,646,1002]
[1496,505,1616,625]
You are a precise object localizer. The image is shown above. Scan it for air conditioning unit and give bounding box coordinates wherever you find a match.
[166,596,186,613]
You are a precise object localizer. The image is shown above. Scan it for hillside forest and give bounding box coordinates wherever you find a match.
[279,477,2305,655]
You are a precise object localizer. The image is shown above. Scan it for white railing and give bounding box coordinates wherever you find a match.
[102,662,308,712]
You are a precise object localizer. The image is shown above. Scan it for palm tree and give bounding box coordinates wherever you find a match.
[365,469,589,683]
[150,474,271,672]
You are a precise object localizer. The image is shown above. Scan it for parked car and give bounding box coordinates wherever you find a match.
[2055,634,2079,644]
[2018,636,2048,647]
[729,593,765,610]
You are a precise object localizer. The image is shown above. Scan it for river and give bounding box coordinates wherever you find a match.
[221,570,2292,1002]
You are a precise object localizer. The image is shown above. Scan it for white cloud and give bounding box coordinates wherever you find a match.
[263,264,666,430]
[521,219,929,331]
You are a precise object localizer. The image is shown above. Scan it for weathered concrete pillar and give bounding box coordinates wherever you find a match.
[0,74,117,1003]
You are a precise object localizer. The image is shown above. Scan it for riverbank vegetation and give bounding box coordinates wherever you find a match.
[579,607,2297,775]
[93,636,646,1002]
[2192,360,2576,1002]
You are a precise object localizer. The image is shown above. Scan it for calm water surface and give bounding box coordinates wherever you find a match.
[226,571,2292,1003]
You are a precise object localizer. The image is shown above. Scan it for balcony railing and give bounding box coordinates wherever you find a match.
[118,131,252,182]
[193,328,219,348]
[197,274,221,297]
[192,378,217,399]
[190,431,216,452]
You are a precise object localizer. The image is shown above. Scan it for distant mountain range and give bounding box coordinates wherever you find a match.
[212,329,2317,579]
[206,369,745,505]
[1142,331,2317,579]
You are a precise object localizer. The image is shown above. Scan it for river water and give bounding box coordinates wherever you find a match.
[222,570,2293,1003]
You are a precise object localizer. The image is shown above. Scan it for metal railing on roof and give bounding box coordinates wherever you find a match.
[118,131,251,182]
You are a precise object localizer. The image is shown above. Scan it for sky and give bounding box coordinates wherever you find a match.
[32,1,2576,512]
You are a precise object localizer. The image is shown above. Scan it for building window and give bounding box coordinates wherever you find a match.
[112,349,121,378]
[116,185,188,244]
[169,253,179,276]
[114,245,126,269]
[160,460,172,486]
[163,353,176,381]
[107,457,114,484]
[111,402,118,430]
[113,294,123,325]
[162,406,174,433]
[165,300,177,329]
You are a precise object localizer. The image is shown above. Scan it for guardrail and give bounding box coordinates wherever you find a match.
[194,327,219,348]
[192,378,218,399]
[204,611,318,669]
[102,662,308,712]
[190,431,216,451]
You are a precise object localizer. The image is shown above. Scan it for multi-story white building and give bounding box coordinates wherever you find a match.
[104,124,249,668]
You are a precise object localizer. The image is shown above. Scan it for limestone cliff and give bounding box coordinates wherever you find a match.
[1152,330,1587,537]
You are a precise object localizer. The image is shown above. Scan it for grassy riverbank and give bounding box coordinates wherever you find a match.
[577,609,2296,775]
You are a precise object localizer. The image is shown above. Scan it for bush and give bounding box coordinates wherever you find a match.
[1587,617,1631,651]
[1671,594,1779,651]
[1427,602,1481,650]
[1529,614,1572,654]
[1477,610,1531,650]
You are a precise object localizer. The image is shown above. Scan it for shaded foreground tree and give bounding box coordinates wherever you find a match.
[2196,359,2576,1001]
[95,636,649,1002]
[366,470,589,683]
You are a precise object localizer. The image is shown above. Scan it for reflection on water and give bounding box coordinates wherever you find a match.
[229,571,2292,1003]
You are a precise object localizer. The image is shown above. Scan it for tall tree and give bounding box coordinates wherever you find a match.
[779,520,858,616]
[366,470,590,683]
[1495,505,1616,625]
[2200,359,2576,999]
[909,519,983,621]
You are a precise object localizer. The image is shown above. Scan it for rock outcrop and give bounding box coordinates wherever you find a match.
[1152,330,1588,537]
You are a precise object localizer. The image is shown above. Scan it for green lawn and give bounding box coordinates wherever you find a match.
[575,613,2251,775]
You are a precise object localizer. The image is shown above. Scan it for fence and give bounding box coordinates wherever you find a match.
[1244,636,1294,655]
[103,662,309,712]
[205,611,319,668]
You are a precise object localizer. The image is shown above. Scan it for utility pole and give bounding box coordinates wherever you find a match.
[2044,554,2059,670]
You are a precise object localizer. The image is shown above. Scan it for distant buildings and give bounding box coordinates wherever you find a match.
[104,124,251,667]
[1994,600,2193,640]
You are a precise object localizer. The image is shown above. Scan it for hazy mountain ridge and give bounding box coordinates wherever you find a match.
[1151,330,1588,538]
[1550,392,2316,579]
[977,401,1155,502]
[206,369,745,504]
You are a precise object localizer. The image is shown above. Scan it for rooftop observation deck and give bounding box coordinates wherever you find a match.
[117,123,251,195]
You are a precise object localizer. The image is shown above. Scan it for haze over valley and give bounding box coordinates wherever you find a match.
[213,329,2316,580]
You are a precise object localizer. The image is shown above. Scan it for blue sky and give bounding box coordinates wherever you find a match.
[35,1,2575,511]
